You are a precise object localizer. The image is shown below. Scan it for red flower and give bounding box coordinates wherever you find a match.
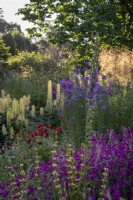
[54,127,63,133]
[35,131,38,136]
[1,149,6,154]
[38,131,44,136]
[7,141,13,147]
[46,124,52,128]
[17,132,22,136]
[58,128,63,133]
[37,123,44,128]
[27,138,31,144]
[44,129,49,136]
[37,141,43,145]
[31,132,35,138]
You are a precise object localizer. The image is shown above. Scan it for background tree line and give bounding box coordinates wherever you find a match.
[0,8,49,61]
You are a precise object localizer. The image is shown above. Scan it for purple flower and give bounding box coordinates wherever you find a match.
[101,106,107,111]
[102,74,107,80]
[82,67,87,73]
[85,61,90,67]
[73,68,80,74]
[112,191,121,200]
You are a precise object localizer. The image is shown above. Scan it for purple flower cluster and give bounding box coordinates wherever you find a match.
[87,127,133,199]
[0,127,132,200]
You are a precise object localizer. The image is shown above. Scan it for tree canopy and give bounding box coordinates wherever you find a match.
[18,0,133,62]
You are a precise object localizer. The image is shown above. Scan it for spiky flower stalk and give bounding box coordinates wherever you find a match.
[1,90,5,98]
[98,167,109,200]
[27,94,31,105]
[19,98,25,114]
[6,110,12,127]
[19,163,26,199]
[56,83,61,109]
[7,94,11,105]
[23,95,27,107]
[24,119,28,127]
[12,99,19,116]
[2,98,6,112]
[60,93,64,110]
[31,105,35,118]
[40,107,44,115]
[4,98,8,110]
[16,113,25,126]
[34,151,42,199]
[90,34,99,94]
[85,106,93,148]
[52,142,64,200]
[10,173,20,200]
[10,126,14,139]
[53,100,57,107]
[80,143,86,180]
[2,124,7,136]
[46,80,53,114]
[66,144,77,198]
[0,98,3,112]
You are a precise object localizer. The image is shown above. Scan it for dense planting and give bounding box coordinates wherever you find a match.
[0,71,133,200]
[0,127,133,199]
[1,2,133,199]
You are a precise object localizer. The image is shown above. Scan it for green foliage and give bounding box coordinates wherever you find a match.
[8,51,55,71]
[39,109,61,127]
[0,37,10,61]
[18,0,133,68]
[36,140,52,162]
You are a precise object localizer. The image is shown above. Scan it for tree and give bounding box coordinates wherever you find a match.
[36,38,49,53]
[17,0,133,68]
[0,8,21,36]
[0,8,38,56]
[12,30,38,52]
[0,37,10,61]
[2,33,17,55]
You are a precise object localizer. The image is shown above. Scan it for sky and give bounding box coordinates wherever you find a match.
[0,0,34,34]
